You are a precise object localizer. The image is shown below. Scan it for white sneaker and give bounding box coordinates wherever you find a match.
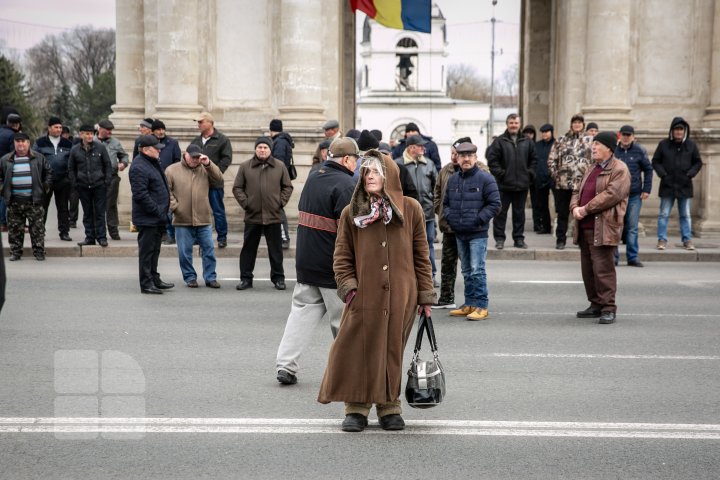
[432,301,456,309]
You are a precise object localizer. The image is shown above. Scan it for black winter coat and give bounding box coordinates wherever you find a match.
[0,150,52,204]
[129,153,170,227]
[190,129,233,189]
[0,125,17,158]
[651,117,702,199]
[487,130,537,191]
[534,138,554,189]
[68,140,112,188]
[33,135,74,182]
[443,165,501,239]
[271,132,295,171]
[296,161,355,288]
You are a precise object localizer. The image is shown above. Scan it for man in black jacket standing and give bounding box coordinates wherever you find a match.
[533,123,555,234]
[274,137,358,385]
[129,135,173,294]
[486,113,537,249]
[68,125,112,247]
[652,117,703,251]
[33,117,74,241]
[269,118,295,249]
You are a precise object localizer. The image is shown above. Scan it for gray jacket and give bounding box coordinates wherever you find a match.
[95,135,129,174]
[397,152,437,221]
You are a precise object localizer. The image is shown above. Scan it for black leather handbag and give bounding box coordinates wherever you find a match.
[405,312,446,409]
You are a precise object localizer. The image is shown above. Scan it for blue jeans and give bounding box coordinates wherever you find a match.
[426,219,437,277]
[623,194,642,262]
[166,212,175,239]
[456,236,489,309]
[175,225,217,283]
[208,188,227,241]
[657,196,692,242]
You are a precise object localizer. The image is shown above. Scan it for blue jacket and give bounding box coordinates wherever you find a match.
[0,125,17,158]
[392,134,442,172]
[129,152,170,227]
[156,135,181,172]
[534,138,554,188]
[443,165,501,238]
[33,135,74,182]
[614,141,652,196]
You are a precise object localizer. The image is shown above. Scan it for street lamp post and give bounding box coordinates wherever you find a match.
[488,0,497,146]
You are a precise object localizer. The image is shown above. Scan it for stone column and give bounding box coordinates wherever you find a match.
[704,1,720,127]
[277,0,325,126]
[153,0,203,122]
[582,0,632,125]
[110,0,145,125]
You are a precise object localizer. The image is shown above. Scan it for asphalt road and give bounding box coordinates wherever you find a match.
[1,257,719,479]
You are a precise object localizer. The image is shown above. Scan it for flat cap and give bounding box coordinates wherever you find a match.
[98,119,114,130]
[138,134,164,149]
[455,142,478,154]
[329,137,359,157]
[322,119,340,130]
[406,134,427,146]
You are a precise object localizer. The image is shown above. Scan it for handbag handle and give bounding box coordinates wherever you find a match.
[412,312,439,355]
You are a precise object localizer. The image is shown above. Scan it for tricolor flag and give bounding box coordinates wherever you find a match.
[351,0,432,34]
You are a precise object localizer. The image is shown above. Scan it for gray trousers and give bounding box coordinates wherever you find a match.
[275,282,344,375]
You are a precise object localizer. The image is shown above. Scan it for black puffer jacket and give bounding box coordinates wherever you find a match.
[68,140,112,188]
[486,130,537,191]
[651,117,702,199]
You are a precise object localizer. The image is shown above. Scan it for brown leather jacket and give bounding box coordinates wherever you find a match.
[570,156,630,246]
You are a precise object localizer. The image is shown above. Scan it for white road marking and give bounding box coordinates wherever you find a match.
[510,280,583,284]
[492,311,720,318]
[220,277,297,282]
[482,353,720,360]
[1,418,719,439]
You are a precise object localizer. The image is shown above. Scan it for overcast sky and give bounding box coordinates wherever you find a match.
[0,0,519,77]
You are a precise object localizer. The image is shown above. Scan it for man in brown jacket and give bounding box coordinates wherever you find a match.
[570,131,630,324]
[233,136,293,291]
[165,145,224,288]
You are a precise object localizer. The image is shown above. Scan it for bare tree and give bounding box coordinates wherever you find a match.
[23,26,115,127]
[497,62,519,105]
[446,64,491,101]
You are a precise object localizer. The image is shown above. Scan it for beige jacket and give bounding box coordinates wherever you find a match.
[165,158,223,226]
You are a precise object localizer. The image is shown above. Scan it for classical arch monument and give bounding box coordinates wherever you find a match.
[111,0,719,237]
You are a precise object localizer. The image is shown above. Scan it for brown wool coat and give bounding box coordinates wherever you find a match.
[317,151,436,406]
[166,158,223,226]
[570,156,631,246]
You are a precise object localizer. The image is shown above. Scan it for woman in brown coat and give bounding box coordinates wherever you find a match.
[317,150,436,432]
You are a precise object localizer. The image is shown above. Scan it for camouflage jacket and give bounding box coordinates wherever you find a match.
[547,131,593,191]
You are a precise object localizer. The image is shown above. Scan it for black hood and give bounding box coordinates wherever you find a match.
[668,116,690,143]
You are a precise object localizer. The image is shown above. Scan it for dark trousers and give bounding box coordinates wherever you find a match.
[106,174,121,236]
[578,229,617,313]
[240,223,284,283]
[531,185,552,233]
[69,188,79,224]
[137,225,164,290]
[77,186,107,241]
[43,179,72,235]
[493,190,528,242]
[552,188,572,243]
[438,231,458,304]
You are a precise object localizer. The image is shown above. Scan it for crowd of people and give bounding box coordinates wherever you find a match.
[0,109,704,431]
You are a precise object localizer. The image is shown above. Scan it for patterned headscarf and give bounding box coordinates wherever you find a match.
[353,196,393,228]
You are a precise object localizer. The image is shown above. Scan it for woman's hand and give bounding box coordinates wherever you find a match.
[418,305,432,318]
[345,289,357,305]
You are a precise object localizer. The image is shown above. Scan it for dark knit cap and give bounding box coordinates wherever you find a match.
[151,120,166,130]
[370,129,382,141]
[586,122,599,131]
[13,132,30,141]
[356,129,380,151]
[593,131,617,151]
[346,128,361,140]
[522,124,537,135]
[48,116,62,126]
[255,136,273,149]
[539,123,554,132]
[405,122,419,133]
[269,119,283,132]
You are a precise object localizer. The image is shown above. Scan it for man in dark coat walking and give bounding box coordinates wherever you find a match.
[651,117,703,251]
[129,135,173,294]
[486,113,537,249]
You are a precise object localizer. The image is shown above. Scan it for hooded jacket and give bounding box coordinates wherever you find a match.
[33,135,73,182]
[232,155,293,225]
[651,117,702,199]
[486,129,537,191]
[270,132,295,171]
[318,150,435,405]
[165,156,223,226]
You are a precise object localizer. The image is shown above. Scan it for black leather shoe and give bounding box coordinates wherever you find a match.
[110,233,121,241]
[141,287,163,294]
[276,370,297,385]
[341,414,368,433]
[9,254,21,261]
[628,260,644,267]
[577,306,602,318]
[154,281,175,289]
[34,253,45,261]
[274,280,286,290]
[236,280,253,290]
[514,240,528,249]
[59,233,72,241]
[98,238,108,247]
[77,239,96,246]
[217,239,227,249]
[495,241,504,250]
[186,280,198,288]
[282,240,290,250]
[599,311,616,324]
[378,414,405,431]
[205,280,221,289]
[556,241,566,250]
